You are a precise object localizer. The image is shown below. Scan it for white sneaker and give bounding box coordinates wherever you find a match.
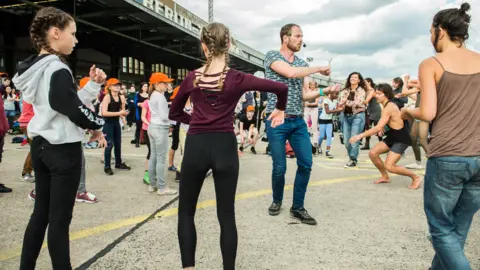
[406,163,425,170]
[148,186,157,193]
[157,188,177,196]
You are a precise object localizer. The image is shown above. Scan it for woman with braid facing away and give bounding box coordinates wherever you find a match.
[170,22,288,270]
[12,7,105,269]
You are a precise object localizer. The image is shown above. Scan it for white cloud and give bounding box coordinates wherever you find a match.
[175,0,480,82]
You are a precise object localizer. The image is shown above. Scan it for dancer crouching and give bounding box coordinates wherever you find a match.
[349,84,422,189]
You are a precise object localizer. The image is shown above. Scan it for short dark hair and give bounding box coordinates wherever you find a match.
[280,23,300,44]
[393,77,403,89]
[375,83,394,100]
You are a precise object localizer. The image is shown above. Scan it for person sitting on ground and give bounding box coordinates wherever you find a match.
[349,83,422,189]
[238,105,259,154]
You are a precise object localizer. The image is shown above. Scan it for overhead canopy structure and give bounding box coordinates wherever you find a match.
[0,0,343,86]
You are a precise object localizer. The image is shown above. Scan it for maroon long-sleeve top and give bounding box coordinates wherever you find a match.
[169,69,288,134]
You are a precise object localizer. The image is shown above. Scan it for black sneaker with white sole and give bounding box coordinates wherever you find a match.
[290,208,317,225]
[344,160,357,168]
[268,202,282,216]
[325,151,333,158]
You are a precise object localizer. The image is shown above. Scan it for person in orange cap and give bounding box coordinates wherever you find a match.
[101,78,131,175]
[145,72,177,195]
[238,105,259,154]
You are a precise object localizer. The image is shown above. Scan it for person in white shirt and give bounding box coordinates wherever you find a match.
[146,72,177,195]
[318,86,342,158]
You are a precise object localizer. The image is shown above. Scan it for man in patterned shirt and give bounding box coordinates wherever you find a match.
[264,23,331,225]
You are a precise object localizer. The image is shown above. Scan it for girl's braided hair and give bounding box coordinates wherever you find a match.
[193,22,231,90]
[30,7,74,63]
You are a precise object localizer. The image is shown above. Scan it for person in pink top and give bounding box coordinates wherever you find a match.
[18,101,35,182]
[141,98,152,184]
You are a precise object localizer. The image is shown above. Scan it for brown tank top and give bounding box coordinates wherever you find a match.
[428,57,480,158]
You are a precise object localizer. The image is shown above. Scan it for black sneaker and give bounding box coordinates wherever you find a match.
[290,208,317,225]
[344,160,357,168]
[325,151,333,158]
[115,163,131,170]
[251,147,257,154]
[340,135,344,145]
[239,146,244,152]
[268,202,282,216]
[261,137,268,142]
[0,184,12,193]
[104,168,114,175]
[175,170,181,182]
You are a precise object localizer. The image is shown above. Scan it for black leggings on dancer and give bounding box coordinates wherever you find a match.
[178,132,239,269]
[20,137,82,269]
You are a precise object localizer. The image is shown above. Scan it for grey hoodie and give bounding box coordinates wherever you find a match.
[13,54,104,144]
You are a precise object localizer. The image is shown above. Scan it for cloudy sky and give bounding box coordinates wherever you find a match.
[175,0,480,83]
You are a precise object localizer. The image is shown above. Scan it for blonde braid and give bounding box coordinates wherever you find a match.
[193,29,215,87]
[217,31,230,91]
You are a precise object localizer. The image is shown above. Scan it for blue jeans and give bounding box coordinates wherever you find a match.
[342,113,365,162]
[103,120,122,168]
[318,123,333,147]
[424,156,480,270]
[266,117,312,209]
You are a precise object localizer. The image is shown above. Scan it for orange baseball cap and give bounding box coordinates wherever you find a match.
[150,72,174,84]
[104,78,121,94]
[79,77,90,89]
[170,86,180,100]
[246,105,255,112]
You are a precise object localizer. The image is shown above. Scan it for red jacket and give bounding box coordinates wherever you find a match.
[18,101,34,127]
[0,101,9,136]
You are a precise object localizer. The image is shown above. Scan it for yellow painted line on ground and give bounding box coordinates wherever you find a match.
[0,174,378,262]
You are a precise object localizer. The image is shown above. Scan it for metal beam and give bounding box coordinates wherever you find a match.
[77,8,133,19]
[16,0,206,64]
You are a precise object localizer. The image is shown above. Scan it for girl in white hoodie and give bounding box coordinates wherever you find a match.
[13,7,106,270]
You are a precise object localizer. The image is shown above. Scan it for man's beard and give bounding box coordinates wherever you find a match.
[287,42,301,52]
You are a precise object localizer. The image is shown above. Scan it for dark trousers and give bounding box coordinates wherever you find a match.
[20,137,82,270]
[127,104,135,127]
[103,120,122,168]
[0,135,4,162]
[135,119,143,144]
[178,132,239,269]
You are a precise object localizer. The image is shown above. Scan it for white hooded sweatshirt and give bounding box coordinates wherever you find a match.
[13,54,104,144]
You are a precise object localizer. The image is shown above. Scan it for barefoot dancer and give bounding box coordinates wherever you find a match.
[349,83,422,189]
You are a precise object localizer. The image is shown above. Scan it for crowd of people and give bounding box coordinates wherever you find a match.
[0,2,478,270]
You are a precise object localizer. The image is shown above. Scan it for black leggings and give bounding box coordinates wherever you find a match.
[144,129,151,159]
[171,122,180,150]
[178,132,239,269]
[135,119,143,143]
[20,137,82,270]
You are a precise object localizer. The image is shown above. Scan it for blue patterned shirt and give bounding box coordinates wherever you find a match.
[264,50,308,115]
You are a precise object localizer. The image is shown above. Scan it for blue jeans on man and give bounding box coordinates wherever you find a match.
[266,117,312,210]
[424,156,480,270]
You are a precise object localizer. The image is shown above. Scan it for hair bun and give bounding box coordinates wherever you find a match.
[460,2,470,13]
